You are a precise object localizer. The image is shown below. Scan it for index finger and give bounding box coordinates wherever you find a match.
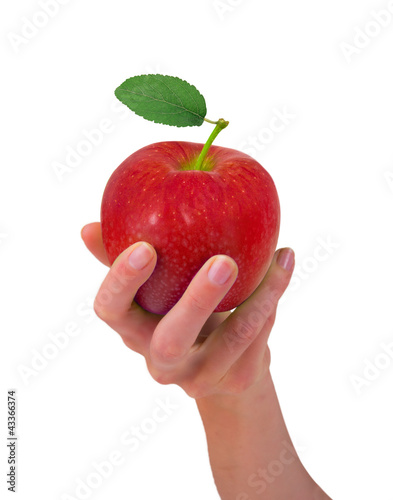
[94,241,160,355]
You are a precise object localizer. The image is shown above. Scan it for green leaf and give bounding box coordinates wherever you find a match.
[114,74,207,127]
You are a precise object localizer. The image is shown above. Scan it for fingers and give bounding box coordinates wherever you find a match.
[81,222,110,267]
[149,255,238,369]
[197,311,232,341]
[94,241,160,355]
[198,248,295,382]
[218,316,274,393]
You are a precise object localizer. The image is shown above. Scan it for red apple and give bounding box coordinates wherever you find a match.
[100,141,280,315]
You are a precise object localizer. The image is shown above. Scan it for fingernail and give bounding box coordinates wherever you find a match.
[277,248,295,271]
[208,257,234,285]
[128,243,153,270]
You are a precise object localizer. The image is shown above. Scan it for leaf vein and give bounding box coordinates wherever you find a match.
[117,88,204,120]
[156,76,186,109]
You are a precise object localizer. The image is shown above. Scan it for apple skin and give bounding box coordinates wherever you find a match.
[101,141,280,315]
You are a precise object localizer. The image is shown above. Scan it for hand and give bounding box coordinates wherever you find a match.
[81,222,295,399]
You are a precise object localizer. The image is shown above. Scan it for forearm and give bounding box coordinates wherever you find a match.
[196,371,330,500]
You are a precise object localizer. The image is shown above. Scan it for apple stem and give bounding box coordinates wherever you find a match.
[194,118,229,170]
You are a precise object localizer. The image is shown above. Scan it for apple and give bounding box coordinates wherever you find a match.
[100,140,280,315]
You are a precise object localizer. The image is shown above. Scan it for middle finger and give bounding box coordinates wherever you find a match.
[149,255,238,368]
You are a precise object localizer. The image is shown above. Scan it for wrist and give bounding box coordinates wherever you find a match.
[196,369,275,419]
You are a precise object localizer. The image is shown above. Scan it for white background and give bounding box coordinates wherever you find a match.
[1,0,393,499]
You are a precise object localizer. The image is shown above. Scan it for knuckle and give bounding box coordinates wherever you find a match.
[255,297,276,318]
[186,387,205,399]
[224,320,256,347]
[183,379,211,399]
[150,340,185,365]
[147,364,175,386]
[151,371,173,386]
[93,298,116,323]
[184,291,211,315]
[260,286,281,311]
[264,312,276,332]
[121,337,142,355]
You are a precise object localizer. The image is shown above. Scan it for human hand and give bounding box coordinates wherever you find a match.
[81,222,294,399]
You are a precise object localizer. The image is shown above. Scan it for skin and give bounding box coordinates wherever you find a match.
[81,222,332,500]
